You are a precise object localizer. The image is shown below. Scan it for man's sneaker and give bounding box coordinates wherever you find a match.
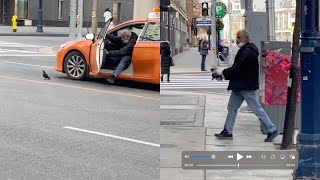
[214,129,233,140]
[265,130,279,142]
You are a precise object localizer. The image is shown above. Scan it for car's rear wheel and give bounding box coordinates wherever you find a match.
[64,51,88,80]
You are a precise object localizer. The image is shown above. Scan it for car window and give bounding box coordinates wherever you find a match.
[97,19,111,39]
[110,23,145,38]
[141,22,160,41]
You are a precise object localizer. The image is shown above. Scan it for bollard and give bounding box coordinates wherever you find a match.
[11,15,18,32]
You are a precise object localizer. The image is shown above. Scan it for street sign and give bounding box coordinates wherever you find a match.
[196,17,211,26]
[215,2,227,18]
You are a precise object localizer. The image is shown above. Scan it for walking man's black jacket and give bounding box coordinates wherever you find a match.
[222,42,260,91]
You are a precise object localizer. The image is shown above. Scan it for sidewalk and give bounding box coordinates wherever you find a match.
[160,49,296,180]
[171,48,231,73]
[0,25,95,37]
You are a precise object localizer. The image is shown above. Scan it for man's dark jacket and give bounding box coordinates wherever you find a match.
[107,32,138,57]
[222,42,259,91]
[160,41,171,74]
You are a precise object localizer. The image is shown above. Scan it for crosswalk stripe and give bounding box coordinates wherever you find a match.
[0,44,45,47]
[0,40,54,56]
[161,72,229,90]
[0,48,39,53]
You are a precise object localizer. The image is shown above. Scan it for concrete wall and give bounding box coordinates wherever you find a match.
[133,0,159,20]
[27,0,133,27]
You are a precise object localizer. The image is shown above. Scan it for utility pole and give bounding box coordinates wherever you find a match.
[91,0,98,35]
[243,0,253,112]
[69,0,77,39]
[36,0,43,33]
[211,0,217,66]
[266,0,276,41]
[77,0,84,39]
[294,0,320,179]
[280,0,300,150]
[228,0,232,61]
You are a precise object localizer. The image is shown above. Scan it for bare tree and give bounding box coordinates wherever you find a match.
[280,0,301,150]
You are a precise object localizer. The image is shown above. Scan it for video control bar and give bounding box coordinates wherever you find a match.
[182,151,297,169]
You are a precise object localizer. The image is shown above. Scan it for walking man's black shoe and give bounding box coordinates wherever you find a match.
[265,129,279,142]
[214,129,233,140]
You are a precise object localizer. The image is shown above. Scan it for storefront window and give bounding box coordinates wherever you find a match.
[17,0,28,19]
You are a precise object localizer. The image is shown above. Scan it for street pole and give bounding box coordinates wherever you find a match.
[91,0,98,35]
[211,0,217,66]
[228,0,232,62]
[77,0,84,39]
[36,0,43,33]
[266,0,276,41]
[293,0,320,178]
[69,0,77,39]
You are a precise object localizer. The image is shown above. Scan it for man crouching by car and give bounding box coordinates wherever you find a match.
[104,29,138,84]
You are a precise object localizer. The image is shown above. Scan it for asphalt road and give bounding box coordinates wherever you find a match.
[0,37,159,179]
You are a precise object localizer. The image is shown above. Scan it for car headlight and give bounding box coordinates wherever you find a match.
[60,43,67,48]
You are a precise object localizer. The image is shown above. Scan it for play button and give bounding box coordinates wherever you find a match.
[237,153,244,161]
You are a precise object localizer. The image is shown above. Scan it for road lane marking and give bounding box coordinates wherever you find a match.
[64,126,160,147]
[0,75,159,101]
[4,61,53,69]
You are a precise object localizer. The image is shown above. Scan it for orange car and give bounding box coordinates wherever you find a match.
[55,15,160,84]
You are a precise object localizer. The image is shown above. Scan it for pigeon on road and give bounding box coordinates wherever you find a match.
[43,70,51,80]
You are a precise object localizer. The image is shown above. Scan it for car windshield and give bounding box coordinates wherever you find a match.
[97,19,111,39]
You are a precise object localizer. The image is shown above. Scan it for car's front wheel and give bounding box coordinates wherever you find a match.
[64,51,88,80]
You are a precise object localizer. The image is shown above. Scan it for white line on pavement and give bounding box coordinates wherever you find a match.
[4,61,53,69]
[64,126,160,147]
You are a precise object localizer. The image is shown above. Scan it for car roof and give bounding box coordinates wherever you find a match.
[115,19,160,27]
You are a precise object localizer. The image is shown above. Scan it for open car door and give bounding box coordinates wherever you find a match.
[89,19,111,74]
[97,25,142,77]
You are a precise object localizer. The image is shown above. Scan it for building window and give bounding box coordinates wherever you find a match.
[113,3,122,24]
[58,0,64,20]
[17,0,28,19]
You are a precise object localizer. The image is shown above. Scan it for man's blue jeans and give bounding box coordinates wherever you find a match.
[201,55,206,70]
[109,56,131,77]
[224,90,277,133]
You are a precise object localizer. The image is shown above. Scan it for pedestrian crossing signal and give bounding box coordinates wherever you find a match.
[202,3,209,16]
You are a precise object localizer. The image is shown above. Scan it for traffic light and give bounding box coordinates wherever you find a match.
[202,2,209,16]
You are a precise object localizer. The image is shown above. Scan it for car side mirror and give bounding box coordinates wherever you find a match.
[85,33,95,42]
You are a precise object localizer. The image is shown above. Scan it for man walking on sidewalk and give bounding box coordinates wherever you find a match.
[213,30,279,142]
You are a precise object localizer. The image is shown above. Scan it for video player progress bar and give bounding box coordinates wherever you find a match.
[197,164,283,168]
[197,164,239,167]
